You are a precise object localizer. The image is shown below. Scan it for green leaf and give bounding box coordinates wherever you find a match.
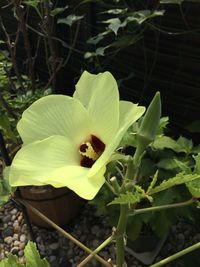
[125,10,165,25]
[108,191,144,205]
[157,116,169,135]
[186,179,200,198]
[103,18,126,35]
[22,0,40,8]
[177,136,193,154]
[101,8,128,15]
[51,5,69,16]
[152,136,183,152]
[148,173,200,195]
[57,15,84,26]
[194,153,200,173]
[0,254,23,267]
[24,241,50,266]
[87,31,109,45]
[157,158,178,170]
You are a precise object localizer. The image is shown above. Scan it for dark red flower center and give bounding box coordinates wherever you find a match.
[79,135,105,168]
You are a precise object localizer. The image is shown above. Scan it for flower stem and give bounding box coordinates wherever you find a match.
[116,204,128,267]
[128,198,194,217]
[150,241,200,267]
[77,235,114,267]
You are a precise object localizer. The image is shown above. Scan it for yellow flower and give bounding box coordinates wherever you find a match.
[9,71,145,199]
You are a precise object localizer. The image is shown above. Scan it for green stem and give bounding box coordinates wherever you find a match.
[116,204,128,267]
[77,235,114,267]
[150,241,200,267]
[128,198,194,217]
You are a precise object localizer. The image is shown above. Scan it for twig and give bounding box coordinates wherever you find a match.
[17,199,112,267]
[77,235,114,267]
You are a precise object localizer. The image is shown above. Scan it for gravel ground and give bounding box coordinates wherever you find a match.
[1,201,200,267]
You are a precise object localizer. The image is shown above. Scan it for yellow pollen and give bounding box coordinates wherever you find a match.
[79,142,99,160]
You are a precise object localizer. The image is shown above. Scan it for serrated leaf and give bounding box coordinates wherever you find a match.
[57,15,84,26]
[147,170,158,193]
[152,136,183,152]
[186,178,200,197]
[177,136,193,154]
[0,254,23,267]
[108,191,144,205]
[157,116,169,135]
[24,241,50,267]
[194,153,200,173]
[148,173,200,195]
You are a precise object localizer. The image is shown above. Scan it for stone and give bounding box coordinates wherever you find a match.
[18,215,23,224]
[11,215,16,222]
[13,240,20,246]
[4,236,13,245]
[10,208,18,215]
[20,234,27,243]
[13,233,19,241]
[2,214,11,223]
[49,242,59,250]
[18,250,24,257]
[2,227,14,238]
[11,247,19,255]
[19,242,26,250]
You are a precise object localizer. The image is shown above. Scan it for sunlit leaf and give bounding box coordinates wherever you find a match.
[148,173,200,195]
[24,241,50,267]
[57,15,84,26]
[108,191,144,205]
[152,136,183,152]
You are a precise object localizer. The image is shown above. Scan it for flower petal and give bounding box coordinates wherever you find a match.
[9,135,80,187]
[9,135,105,200]
[74,71,119,144]
[17,95,91,145]
[89,101,146,176]
[45,165,106,200]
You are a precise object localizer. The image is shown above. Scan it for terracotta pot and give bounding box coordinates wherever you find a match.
[18,186,84,228]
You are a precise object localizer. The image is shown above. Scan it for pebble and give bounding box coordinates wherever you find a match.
[49,242,59,250]
[10,208,18,215]
[2,214,11,223]
[4,236,13,245]
[19,234,27,243]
